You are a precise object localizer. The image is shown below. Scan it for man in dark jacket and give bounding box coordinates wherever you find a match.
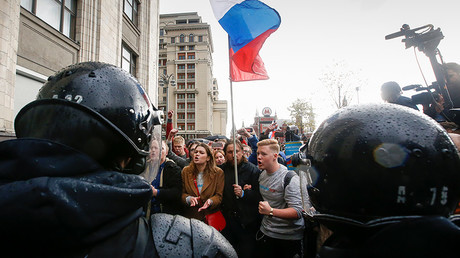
[0,62,236,257]
[150,140,183,215]
[381,81,419,110]
[220,140,262,258]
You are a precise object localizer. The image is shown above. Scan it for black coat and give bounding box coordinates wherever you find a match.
[220,161,262,226]
[318,216,460,258]
[0,139,238,257]
[0,138,154,256]
[154,159,183,215]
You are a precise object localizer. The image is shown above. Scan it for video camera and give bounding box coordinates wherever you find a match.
[401,83,441,106]
[386,24,453,109]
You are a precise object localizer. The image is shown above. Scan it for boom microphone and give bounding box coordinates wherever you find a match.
[402,84,422,91]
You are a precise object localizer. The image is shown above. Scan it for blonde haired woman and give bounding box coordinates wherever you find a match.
[214,149,226,166]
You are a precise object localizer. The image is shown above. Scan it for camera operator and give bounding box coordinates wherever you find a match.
[421,62,460,124]
[445,62,460,107]
[284,125,301,142]
[380,81,419,110]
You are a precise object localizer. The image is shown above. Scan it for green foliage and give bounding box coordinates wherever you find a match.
[287,98,316,133]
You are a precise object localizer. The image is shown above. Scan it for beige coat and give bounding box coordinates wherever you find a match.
[181,165,224,221]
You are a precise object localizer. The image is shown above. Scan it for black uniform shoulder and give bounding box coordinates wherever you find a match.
[241,161,260,174]
[150,213,237,257]
[164,159,181,172]
[319,216,460,258]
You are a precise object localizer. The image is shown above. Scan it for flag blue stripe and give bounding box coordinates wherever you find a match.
[218,0,280,53]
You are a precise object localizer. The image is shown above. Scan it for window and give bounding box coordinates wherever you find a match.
[189,34,194,42]
[198,36,203,42]
[187,64,195,69]
[124,0,139,27]
[188,45,195,51]
[159,39,164,43]
[178,124,185,130]
[163,69,167,75]
[163,88,167,93]
[187,103,195,109]
[160,29,164,36]
[122,44,136,76]
[179,46,185,51]
[180,34,185,43]
[21,0,77,40]
[187,93,195,99]
[178,53,186,60]
[187,113,195,119]
[177,103,185,109]
[187,124,195,130]
[159,59,166,66]
[177,113,185,119]
[187,83,195,89]
[187,53,195,60]
[177,73,185,79]
[162,97,166,102]
[188,19,199,24]
[171,37,175,43]
[177,83,185,89]
[176,20,187,24]
[177,64,185,70]
[177,94,185,99]
[187,73,195,79]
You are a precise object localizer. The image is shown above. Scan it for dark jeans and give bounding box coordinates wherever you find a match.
[221,216,259,258]
[255,230,302,258]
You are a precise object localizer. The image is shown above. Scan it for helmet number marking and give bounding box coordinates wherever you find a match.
[429,187,449,206]
[429,188,437,206]
[397,186,406,204]
[398,186,449,206]
[53,94,83,103]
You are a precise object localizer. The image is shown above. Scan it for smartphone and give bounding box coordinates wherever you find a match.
[245,127,254,132]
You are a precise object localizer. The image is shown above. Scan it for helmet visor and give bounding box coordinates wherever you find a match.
[140,125,162,183]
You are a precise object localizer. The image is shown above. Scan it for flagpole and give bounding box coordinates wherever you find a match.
[230,81,239,186]
[228,36,239,186]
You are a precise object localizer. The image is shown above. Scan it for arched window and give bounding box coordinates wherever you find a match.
[189,34,194,42]
[180,34,185,43]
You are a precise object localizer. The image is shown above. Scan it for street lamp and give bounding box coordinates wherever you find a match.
[355,86,360,104]
[159,74,175,111]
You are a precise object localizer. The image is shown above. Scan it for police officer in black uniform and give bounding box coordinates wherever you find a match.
[304,103,460,257]
[0,62,236,257]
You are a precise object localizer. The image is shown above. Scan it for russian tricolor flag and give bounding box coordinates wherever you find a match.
[210,0,281,82]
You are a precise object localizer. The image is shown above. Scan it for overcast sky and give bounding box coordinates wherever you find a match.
[159,0,460,134]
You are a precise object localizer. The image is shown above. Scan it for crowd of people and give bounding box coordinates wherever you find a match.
[1,61,460,257]
[148,109,307,257]
[148,61,460,257]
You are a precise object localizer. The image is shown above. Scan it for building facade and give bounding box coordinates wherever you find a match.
[0,0,160,140]
[158,13,227,139]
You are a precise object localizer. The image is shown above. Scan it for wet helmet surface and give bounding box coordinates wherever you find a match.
[307,104,460,221]
[15,62,160,170]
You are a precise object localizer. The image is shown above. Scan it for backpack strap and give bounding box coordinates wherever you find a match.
[283,171,296,189]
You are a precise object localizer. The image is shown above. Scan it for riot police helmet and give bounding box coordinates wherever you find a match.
[15,62,162,173]
[307,104,460,222]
